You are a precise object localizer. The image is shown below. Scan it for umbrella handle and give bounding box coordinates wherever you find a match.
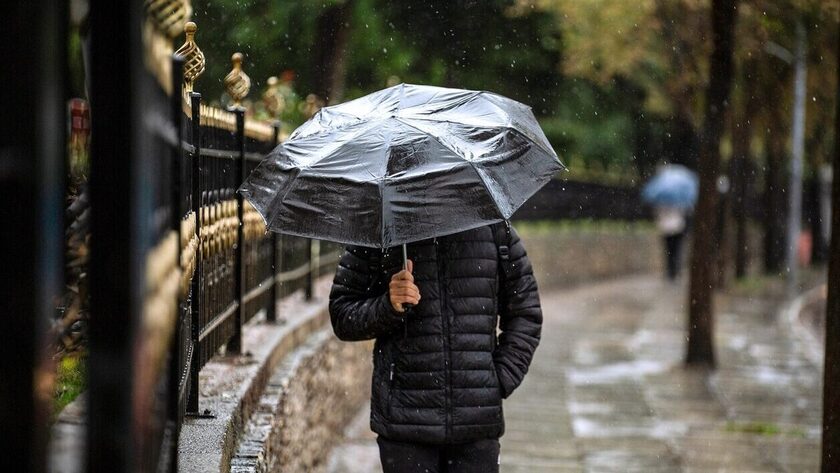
[402,243,414,315]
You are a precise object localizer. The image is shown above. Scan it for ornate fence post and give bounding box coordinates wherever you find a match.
[167,52,185,473]
[266,120,282,322]
[2,3,66,471]
[175,21,206,414]
[226,52,250,353]
[306,240,320,301]
[264,77,283,322]
[187,91,202,413]
[302,96,322,301]
[87,2,143,470]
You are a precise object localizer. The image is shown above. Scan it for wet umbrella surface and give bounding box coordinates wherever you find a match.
[641,164,699,210]
[239,83,565,249]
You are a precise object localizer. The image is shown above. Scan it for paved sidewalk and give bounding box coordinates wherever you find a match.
[327,276,823,472]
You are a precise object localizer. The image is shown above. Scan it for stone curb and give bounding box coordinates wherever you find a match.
[48,394,86,473]
[229,329,333,473]
[782,283,827,369]
[178,278,333,473]
[230,328,372,472]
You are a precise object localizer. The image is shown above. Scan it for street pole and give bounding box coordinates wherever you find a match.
[785,20,807,297]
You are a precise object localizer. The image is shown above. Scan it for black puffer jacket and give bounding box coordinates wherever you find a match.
[329,224,542,444]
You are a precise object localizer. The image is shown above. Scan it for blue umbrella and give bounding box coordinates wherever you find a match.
[642,165,699,209]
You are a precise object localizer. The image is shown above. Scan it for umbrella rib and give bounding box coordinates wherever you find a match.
[379,116,401,247]
[507,128,564,167]
[392,117,467,161]
[465,159,508,219]
[263,167,302,230]
[296,119,386,173]
[399,114,560,161]
[392,117,506,217]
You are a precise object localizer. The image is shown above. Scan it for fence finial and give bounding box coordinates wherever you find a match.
[224,52,251,108]
[144,0,192,39]
[302,93,324,119]
[263,76,285,120]
[175,21,205,93]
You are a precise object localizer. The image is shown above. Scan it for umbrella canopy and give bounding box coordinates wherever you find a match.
[239,83,564,248]
[641,164,699,209]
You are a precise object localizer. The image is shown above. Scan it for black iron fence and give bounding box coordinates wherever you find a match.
[38,9,341,471]
[177,86,341,421]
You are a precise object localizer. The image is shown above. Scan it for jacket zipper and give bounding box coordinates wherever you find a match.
[438,238,452,441]
[388,361,395,418]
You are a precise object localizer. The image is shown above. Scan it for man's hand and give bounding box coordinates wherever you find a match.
[389,259,420,313]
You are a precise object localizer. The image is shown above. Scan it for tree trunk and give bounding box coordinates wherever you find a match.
[311,0,355,104]
[686,0,738,367]
[763,102,789,274]
[731,61,758,279]
[820,15,840,472]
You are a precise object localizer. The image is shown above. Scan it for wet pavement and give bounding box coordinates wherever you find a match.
[326,276,823,472]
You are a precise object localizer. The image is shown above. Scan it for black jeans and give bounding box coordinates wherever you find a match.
[664,232,685,280]
[377,436,500,473]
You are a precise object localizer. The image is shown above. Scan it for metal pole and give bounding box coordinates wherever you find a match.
[306,239,320,301]
[166,53,185,473]
[88,0,146,469]
[267,122,281,322]
[786,20,807,297]
[402,243,413,314]
[1,3,65,472]
[229,107,245,353]
[187,91,202,414]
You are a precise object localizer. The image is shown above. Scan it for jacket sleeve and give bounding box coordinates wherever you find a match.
[493,226,542,398]
[329,245,405,341]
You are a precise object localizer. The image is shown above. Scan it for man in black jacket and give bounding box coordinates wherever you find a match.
[329,223,542,473]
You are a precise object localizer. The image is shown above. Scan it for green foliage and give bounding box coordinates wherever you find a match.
[193,0,340,105]
[53,353,87,420]
[541,79,635,174]
[725,421,806,437]
[374,0,563,110]
[189,0,836,181]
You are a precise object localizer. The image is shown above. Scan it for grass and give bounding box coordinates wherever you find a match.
[729,266,828,299]
[53,353,86,420]
[514,219,654,236]
[725,421,807,438]
[730,273,784,297]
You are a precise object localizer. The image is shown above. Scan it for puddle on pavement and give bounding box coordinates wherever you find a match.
[572,416,688,439]
[567,359,671,385]
[568,401,614,415]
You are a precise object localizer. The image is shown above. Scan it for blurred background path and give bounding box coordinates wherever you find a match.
[327,275,822,473]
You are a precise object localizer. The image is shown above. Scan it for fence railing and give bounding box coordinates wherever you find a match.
[79,12,341,472]
[169,25,343,422]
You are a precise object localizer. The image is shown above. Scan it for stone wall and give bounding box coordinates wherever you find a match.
[231,329,373,473]
[518,225,664,290]
[268,334,372,472]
